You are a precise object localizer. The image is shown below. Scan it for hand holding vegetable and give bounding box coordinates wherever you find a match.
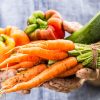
[43,67,98,93]
[63,21,83,33]
[43,11,100,92]
[66,11,100,44]
[0,66,98,94]
[0,10,100,95]
[0,39,98,94]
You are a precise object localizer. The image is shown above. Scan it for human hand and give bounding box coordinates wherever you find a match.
[43,68,98,93]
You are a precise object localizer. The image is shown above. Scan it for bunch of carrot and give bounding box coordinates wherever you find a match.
[0,39,83,94]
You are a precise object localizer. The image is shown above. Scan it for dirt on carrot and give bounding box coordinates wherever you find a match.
[1,64,47,89]
[2,57,77,93]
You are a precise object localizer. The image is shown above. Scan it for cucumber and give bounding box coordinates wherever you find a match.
[66,12,100,44]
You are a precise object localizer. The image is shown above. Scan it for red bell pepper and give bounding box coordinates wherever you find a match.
[45,9,62,20]
[25,10,65,40]
[48,18,65,39]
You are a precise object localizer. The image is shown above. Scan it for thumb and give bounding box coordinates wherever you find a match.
[76,68,98,80]
[63,21,83,33]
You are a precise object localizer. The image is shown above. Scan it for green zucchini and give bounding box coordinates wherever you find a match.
[66,12,100,44]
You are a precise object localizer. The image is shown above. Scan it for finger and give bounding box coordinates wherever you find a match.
[87,69,100,86]
[76,68,97,80]
[63,21,83,33]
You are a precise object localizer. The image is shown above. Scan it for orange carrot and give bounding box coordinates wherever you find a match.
[1,61,36,70]
[1,39,73,59]
[40,40,75,51]
[58,64,83,77]
[3,57,77,93]
[0,53,29,68]
[0,47,19,63]
[1,64,47,89]
[19,47,68,60]
[19,41,45,48]
[0,53,41,68]
[0,40,44,60]
[19,39,75,51]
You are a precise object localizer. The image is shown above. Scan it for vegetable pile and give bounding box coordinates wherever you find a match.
[0,10,100,94]
[0,40,82,93]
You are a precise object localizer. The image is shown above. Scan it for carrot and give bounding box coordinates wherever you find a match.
[20,39,74,51]
[0,40,44,57]
[19,41,45,48]
[0,53,29,68]
[0,47,19,63]
[1,61,36,70]
[35,39,75,51]
[1,63,18,69]
[19,47,68,60]
[0,53,41,68]
[3,57,77,93]
[30,40,45,44]
[7,40,74,53]
[1,64,47,89]
[58,64,83,77]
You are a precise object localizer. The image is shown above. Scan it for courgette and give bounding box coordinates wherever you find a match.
[66,12,100,44]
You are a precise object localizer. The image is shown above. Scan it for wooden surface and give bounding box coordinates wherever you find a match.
[0,0,100,100]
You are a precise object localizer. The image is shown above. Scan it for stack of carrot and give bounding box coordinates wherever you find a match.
[0,39,83,94]
[0,10,84,94]
[0,9,100,94]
